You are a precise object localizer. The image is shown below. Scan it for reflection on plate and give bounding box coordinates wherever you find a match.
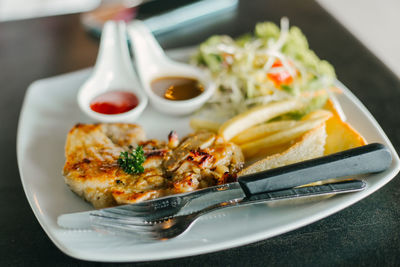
[17,48,400,262]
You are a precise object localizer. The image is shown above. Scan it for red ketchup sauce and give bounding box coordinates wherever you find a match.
[90,91,139,115]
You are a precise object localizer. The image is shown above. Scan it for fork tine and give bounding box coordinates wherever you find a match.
[95,206,181,222]
[109,195,185,215]
[91,199,181,220]
[91,208,199,240]
[91,211,178,228]
[115,204,173,214]
[91,210,155,224]
[101,206,154,216]
[91,214,158,230]
[92,222,159,239]
[110,202,167,213]
[90,214,171,239]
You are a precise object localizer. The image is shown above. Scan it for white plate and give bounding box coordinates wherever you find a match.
[17,48,400,262]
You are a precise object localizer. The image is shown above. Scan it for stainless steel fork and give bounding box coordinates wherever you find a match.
[89,180,366,240]
[96,182,244,221]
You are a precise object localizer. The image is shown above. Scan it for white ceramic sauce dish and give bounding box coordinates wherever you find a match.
[128,20,216,116]
[77,21,148,122]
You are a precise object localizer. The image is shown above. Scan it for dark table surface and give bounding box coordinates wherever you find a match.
[1,0,400,266]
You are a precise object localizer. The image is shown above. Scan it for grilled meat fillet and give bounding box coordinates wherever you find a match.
[63,123,146,208]
[63,124,244,208]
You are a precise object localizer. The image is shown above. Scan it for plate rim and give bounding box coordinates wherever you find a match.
[16,56,400,263]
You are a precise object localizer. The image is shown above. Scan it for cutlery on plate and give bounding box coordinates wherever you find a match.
[88,180,366,240]
[58,143,392,230]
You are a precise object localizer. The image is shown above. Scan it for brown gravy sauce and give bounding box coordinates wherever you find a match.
[151,76,204,101]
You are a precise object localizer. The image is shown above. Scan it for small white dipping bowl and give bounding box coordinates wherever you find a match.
[128,20,215,116]
[78,21,148,123]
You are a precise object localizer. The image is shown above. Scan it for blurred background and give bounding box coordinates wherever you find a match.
[0,0,399,79]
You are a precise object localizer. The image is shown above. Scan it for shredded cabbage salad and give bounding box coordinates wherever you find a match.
[191,18,337,121]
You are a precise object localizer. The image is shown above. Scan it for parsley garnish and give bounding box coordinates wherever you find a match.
[118,146,146,174]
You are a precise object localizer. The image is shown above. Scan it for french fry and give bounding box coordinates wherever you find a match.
[231,120,299,145]
[190,119,220,132]
[232,110,332,145]
[301,109,332,121]
[240,114,332,158]
[219,99,304,141]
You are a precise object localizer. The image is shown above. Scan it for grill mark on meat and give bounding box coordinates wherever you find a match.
[187,150,213,167]
[164,131,216,172]
[145,149,168,157]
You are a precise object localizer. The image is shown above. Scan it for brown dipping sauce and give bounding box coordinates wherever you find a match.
[151,76,204,101]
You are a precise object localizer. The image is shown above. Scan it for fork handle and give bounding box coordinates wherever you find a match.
[238,143,391,197]
[194,180,366,220]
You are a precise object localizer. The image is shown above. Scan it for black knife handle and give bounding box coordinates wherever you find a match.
[238,143,392,197]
